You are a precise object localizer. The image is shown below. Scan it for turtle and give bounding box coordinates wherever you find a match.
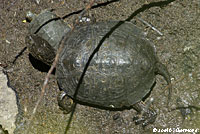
[26,10,171,127]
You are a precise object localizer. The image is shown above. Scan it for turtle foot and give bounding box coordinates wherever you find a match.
[133,107,157,128]
[133,100,157,128]
[57,91,74,114]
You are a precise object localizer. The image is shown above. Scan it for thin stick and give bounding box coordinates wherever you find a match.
[12,47,27,64]
[26,0,95,133]
[25,35,65,134]
[64,1,95,133]
[136,17,163,36]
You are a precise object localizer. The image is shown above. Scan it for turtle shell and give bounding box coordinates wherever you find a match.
[26,10,70,65]
[56,21,170,108]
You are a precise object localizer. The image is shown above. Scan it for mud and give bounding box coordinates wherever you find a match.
[0,0,199,134]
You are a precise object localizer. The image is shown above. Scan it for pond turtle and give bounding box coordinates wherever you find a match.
[26,10,171,127]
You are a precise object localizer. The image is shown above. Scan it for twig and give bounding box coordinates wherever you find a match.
[26,0,95,134]
[61,0,120,20]
[136,17,163,36]
[65,0,176,132]
[25,32,65,134]
[64,1,95,134]
[12,47,27,64]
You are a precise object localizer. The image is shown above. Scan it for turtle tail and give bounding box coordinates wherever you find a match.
[155,62,172,107]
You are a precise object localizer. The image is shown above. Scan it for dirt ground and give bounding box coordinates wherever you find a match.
[0,0,200,134]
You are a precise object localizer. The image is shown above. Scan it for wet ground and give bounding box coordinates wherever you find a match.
[0,0,200,134]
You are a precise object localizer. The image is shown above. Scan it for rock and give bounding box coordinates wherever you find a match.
[0,67,18,134]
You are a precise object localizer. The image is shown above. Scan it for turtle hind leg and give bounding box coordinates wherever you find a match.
[133,100,157,128]
[57,91,74,114]
[155,62,172,106]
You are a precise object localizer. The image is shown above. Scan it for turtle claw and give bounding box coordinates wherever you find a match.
[133,100,157,128]
[133,108,157,128]
[133,116,144,125]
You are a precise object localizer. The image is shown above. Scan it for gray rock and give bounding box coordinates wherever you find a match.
[0,67,18,134]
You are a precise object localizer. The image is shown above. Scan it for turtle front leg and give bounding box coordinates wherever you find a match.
[57,91,74,114]
[132,99,157,128]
